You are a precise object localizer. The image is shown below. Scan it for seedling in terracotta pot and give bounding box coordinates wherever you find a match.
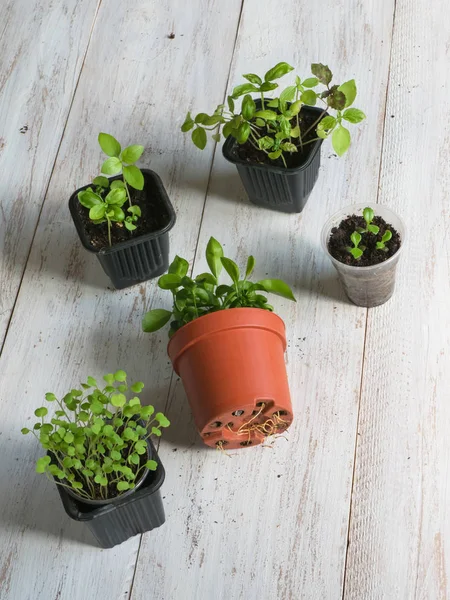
[69,133,176,289]
[142,237,296,450]
[22,370,170,502]
[322,204,404,307]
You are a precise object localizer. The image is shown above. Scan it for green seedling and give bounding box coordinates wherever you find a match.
[182,62,365,167]
[22,371,170,502]
[77,133,145,246]
[347,231,364,260]
[376,230,392,251]
[142,237,296,337]
[357,207,380,235]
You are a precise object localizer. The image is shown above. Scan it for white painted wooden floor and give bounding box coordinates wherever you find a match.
[1,0,449,598]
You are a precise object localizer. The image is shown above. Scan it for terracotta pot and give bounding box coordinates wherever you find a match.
[168,308,293,449]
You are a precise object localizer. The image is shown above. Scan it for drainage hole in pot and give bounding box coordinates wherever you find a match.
[252,410,261,416]
[256,402,266,407]
[232,410,245,416]
[227,422,234,428]
[216,440,228,447]
[274,410,288,416]
[240,441,252,446]
[210,421,223,428]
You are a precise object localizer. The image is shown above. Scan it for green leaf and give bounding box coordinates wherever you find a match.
[243,73,262,85]
[34,407,48,418]
[317,115,337,135]
[21,427,30,434]
[195,273,217,285]
[103,373,114,385]
[241,94,256,121]
[350,231,362,247]
[64,432,74,443]
[254,110,278,121]
[168,255,189,278]
[268,150,282,160]
[110,180,125,189]
[121,145,144,164]
[368,224,380,235]
[45,393,57,402]
[158,273,182,290]
[111,206,125,222]
[245,255,255,278]
[93,176,110,188]
[220,257,240,285]
[342,108,366,124]
[36,456,51,473]
[257,279,296,301]
[78,190,103,209]
[155,412,170,427]
[363,207,374,225]
[145,459,158,471]
[264,62,294,82]
[332,126,351,156]
[231,83,259,98]
[236,122,250,144]
[117,481,131,491]
[206,237,223,278]
[105,187,126,206]
[89,204,106,221]
[181,111,195,132]
[101,157,122,175]
[142,309,172,333]
[212,132,221,143]
[290,125,300,138]
[301,90,317,106]
[191,127,207,150]
[311,63,332,85]
[111,393,126,407]
[227,96,235,112]
[279,85,296,104]
[194,113,209,124]
[259,82,278,92]
[98,133,121,157]
[140,405,154,419]
[123,165,144,190]
[327,89,346,110]
[258,136,274,151]
[114,370,127,382]
[338,79,357,107]
[302,77,319,88]
[281,142,297,153]
[86,376,97,387]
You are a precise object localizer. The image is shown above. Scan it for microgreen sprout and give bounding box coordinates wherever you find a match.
[376,230,392,251]
[142,237,296,337]
[357,207,380,235]
[182,62,366,167]
[77,133,145,246]
[22,371,170,502]
[347,231,364,260]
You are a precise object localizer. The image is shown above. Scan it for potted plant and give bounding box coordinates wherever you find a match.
[69,133,176,289]
[142,237,296,449]
[181,62,365,213]
[21,370,170,548]
[321,204,405,307]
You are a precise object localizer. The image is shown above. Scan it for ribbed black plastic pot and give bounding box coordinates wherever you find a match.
[69,169,176,289]
[55,439,166,548]
[222,104,325,214]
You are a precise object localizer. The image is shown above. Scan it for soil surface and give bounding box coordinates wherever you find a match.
[74,172,170,251]
[328,214,401,267]
[232,106,324,168]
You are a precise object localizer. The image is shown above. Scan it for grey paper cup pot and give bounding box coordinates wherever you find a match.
[321,204,405,307]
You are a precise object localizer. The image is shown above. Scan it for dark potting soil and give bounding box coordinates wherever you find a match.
[74,177,169,251]
[328,214,401,267]
[234,108,322,169]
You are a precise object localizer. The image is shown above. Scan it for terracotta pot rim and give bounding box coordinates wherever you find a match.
[167,307,286,372]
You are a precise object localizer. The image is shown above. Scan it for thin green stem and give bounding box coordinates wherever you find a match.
[124,180,133,208]
[107,218,112,247]
[260,92,265,111]
[301,107,328,140]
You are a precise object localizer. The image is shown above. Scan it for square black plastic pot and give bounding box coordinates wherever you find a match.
[222,105,325,214]
[69,169,176,289]
[55,439,166,548]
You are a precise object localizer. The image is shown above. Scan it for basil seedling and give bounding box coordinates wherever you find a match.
[347,231,364,260]
[357,207,380,235]
[182,62,365,167]
[376,230,392,251]
[142,237,296,337]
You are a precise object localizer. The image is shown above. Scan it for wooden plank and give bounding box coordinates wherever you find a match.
[343,1,450,598]
[0,0,100,347]
[0,1,242,599]
[131,1,395,598]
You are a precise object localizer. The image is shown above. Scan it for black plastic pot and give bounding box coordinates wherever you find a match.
[69,169,176,289]
[55,439,166,548]
[222,104,325,214]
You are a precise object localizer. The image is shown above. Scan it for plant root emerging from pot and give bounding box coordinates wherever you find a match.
[205,404,291,450]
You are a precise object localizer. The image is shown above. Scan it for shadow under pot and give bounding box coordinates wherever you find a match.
[69,169,176,289]
[167,307,293,449]
[321,203,405,307]
[222,101,325,214]
[54,438,165,549]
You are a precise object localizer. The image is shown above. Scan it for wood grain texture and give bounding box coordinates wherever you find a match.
[0,0,100,347]
[0,1,242,599]
[344,1,450,598]
[131,1,395,598]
